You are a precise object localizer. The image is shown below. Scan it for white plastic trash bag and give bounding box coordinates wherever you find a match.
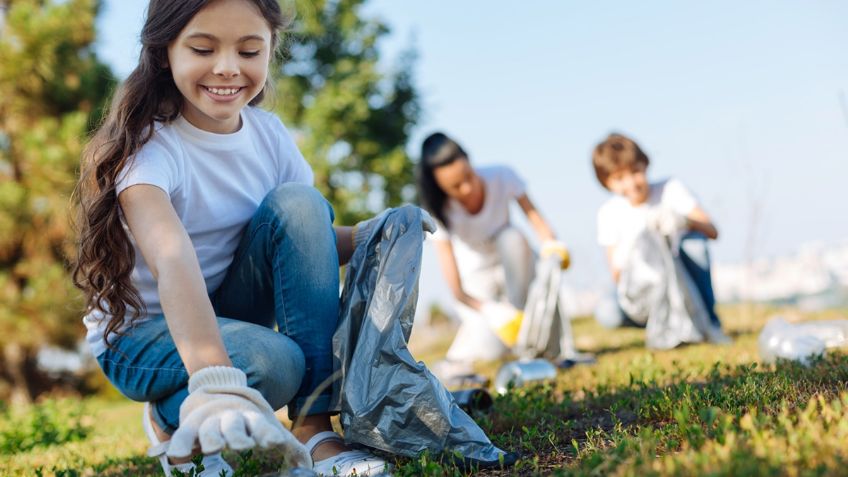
[758,316,848,364]
[446,307,510,363]
[515,255,593,364]
[617,228,715,349]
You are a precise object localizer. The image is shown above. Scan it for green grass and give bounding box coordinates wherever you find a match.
[0,398,91,455]
[4,304,848,476]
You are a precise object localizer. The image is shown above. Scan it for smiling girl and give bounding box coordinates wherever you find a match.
[74,1,387,475]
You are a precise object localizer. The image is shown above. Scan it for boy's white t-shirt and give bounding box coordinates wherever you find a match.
[596,177,698,269]
[83,106,314,356]
[430,165,526,273]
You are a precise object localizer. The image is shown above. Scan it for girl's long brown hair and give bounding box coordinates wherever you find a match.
[73,0,286,348]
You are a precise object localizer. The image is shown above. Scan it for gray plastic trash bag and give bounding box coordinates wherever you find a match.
[617,229,713,349]
[515,255,592,363]
[331,205,509,464]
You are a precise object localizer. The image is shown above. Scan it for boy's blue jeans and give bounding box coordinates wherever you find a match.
[594,232,722,329]
[97,183,340,434]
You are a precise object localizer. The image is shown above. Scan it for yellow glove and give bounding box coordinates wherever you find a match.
[541,240,571,270]
[481,302,524,347]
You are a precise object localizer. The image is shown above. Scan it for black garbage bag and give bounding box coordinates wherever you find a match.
[330,205,514,467]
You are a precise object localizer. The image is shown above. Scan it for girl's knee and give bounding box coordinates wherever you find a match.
[230,333,306,410]
[262,183,334,224]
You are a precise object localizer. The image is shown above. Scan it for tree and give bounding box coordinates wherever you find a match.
[274,0,420,225]
[0,0,115,403]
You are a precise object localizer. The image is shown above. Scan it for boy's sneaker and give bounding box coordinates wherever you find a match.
[143,402,234,477]
[705,326,732,345]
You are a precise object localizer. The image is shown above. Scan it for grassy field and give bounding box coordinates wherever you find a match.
[4,304,848,476]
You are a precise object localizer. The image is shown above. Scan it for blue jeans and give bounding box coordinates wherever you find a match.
[97,183,340,434]
[594,232,722,329]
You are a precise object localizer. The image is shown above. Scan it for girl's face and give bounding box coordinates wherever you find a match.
[433,158,483,204]
[167,0,273,133]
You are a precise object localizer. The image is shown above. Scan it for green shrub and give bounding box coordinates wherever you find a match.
[0,399,91,454]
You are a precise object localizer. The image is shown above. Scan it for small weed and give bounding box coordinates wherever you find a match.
[0,398,91,454]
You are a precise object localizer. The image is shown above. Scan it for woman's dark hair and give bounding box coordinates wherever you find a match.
[73,0,288,349]
[416,132,468,230]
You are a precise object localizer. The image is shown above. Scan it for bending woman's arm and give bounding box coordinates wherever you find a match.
[434,239,483,311]
[119,184,231,374]
[516,194,556,242]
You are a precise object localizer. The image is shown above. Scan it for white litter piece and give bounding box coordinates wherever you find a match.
[758,316,848,364]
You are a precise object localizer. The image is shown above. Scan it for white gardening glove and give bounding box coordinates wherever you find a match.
[167,366,311,470]
[352,207,437,249]
[481,301,524,347]
[540,240,571,270]
[646,207,688,237]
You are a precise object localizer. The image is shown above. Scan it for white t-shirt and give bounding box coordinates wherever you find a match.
[430,165,526,273]
[596,177,697,269]
[83,106,314,356]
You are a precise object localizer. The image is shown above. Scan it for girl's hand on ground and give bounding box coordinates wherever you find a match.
[167,366,312,469]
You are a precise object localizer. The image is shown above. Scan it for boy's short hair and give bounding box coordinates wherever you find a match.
[592,133,650,188]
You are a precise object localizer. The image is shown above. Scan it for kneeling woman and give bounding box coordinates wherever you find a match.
[416,132,567,381]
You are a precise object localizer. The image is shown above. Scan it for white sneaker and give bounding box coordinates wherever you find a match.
[304,431,391,476]
[143,402,235,477]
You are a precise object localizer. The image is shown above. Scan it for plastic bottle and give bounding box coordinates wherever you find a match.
[493,358,557,395]
[758,316,848,364]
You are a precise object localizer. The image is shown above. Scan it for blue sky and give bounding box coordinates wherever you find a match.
[96,1,848,306]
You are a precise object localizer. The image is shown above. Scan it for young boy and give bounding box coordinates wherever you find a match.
[591,133,727,339]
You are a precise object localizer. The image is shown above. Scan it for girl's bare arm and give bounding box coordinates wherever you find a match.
[119,184,231,374]
[334,225,354,266]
